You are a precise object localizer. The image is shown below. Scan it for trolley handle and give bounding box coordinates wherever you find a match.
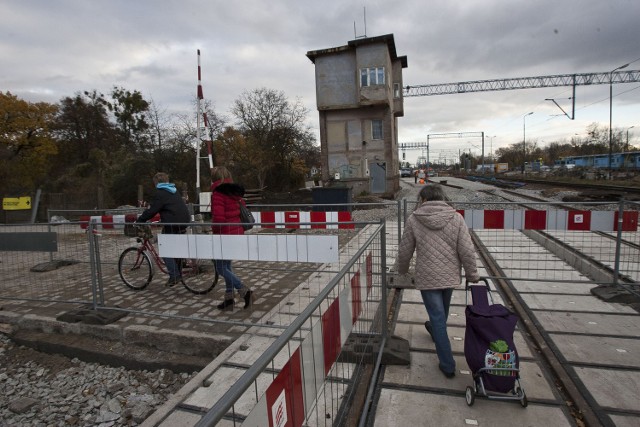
[465,277,494,306]
[465,276,490,292]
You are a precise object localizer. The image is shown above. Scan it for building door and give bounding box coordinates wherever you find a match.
[370,162,386,193]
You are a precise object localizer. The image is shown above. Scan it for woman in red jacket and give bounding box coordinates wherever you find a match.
[210,166,254,309]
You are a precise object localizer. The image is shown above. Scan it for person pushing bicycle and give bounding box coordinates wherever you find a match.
[136,172,191,286]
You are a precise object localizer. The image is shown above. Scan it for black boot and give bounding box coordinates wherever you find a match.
[243,290,254,309]
[217,298,234,310]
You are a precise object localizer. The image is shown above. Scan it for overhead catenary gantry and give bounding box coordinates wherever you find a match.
[403,69,640,119]
[399,132,489,171]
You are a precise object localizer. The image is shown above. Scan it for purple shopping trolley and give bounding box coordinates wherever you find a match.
[464,278,527,407]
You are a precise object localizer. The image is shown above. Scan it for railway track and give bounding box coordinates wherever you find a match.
[494,188,640,296]
[467,184,640,426]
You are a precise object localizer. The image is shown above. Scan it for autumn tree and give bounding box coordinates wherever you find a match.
[104,86,151,151]
[0,92,58,193]
[231,88,318,191]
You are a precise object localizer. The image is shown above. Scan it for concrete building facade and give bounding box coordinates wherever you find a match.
[306,34,408,196]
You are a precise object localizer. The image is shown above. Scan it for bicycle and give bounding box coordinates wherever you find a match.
[118,225,219,294]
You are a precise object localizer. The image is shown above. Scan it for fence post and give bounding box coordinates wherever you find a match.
[614,199,624,286]
[396,200,402,248]
[86,222,102,309]
[380,218,388,341]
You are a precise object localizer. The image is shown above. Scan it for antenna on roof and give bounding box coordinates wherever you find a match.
[354,6,367,39]
[364,6,367,37]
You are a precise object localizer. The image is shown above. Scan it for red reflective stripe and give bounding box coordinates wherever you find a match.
[102,215,114,229]
[615,211,639,231]
[322,299,342,376]
[261,211,276,229]
[351,271,361,325]
[310,211,327,229]
[80,215,90,229]
[567,210,591,231]
[284,211,300,229]
[338,211,354,229]
[265,349,305,427]
[484,210,504,229]
[524,210,546,230]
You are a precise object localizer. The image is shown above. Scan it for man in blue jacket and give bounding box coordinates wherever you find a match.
[136,172,191,286]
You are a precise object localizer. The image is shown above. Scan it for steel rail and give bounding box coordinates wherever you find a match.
[471,234,603,426]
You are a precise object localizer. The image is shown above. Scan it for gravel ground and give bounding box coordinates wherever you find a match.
[0,177,601,427]
[0,333,197,426]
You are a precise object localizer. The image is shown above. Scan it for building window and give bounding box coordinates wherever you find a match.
[360,67,385,87]
[394,83,401,98]
[372,120,383,140]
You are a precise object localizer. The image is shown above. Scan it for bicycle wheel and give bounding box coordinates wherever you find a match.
[118,247,153,290]
[181,259,218,294]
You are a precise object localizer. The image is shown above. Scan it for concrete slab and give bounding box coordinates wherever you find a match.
[481,245,548,254]
[373,390,571,427]
[487,252,560,261]
[158,410,205,426]
[521,294,637,313]
[485,260,571,269]
[573,366,640,411]
[183,366,272,415]
[500,268,587,281]
[383,352,557,401]
[396,303,468,328]
[510,280,594,294]
[534,312,640,336]
[608,415,640,427]
[550,334,640,368]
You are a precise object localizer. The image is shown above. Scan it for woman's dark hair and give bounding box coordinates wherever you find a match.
[418,184,448,202]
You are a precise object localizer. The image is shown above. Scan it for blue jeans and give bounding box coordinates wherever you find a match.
[215,259,244,295]
[163,257,181,280]
[421,288,455,374]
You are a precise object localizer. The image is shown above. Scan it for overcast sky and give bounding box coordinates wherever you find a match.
[2,0,639,164]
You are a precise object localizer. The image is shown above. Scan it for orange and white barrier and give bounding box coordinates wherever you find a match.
[456,209,638,231]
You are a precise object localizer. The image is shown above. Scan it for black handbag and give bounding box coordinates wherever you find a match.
[238,201,255,230]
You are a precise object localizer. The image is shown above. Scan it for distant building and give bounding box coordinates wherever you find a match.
[306,34,408,196]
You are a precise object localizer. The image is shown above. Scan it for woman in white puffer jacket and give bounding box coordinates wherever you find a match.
[395,184,480,378]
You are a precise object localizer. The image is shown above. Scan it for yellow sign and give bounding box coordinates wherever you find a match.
[3,197,32,210]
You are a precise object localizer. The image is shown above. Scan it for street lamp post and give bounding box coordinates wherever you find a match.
[523,112,533,174]
[609,63,630,179]
[626,126,635,152]
[488,135,496,162]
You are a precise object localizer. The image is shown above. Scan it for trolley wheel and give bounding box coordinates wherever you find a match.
[520,391,528,408]
[118,247,153,290]
[465,386,475,406]
[181,259,219,294]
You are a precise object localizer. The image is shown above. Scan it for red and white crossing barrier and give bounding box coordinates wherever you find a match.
[243,253,374,426]
[79,215,128,230]
[79,214,159,231]
[457,209,638,231]
[253,211,354,230]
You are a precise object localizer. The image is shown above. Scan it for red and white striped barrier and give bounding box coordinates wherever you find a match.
[457,209,638,231]
[253,211,354,230]
[243,253,374,426]
[79,215,128,230]
[79,214,159,230]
